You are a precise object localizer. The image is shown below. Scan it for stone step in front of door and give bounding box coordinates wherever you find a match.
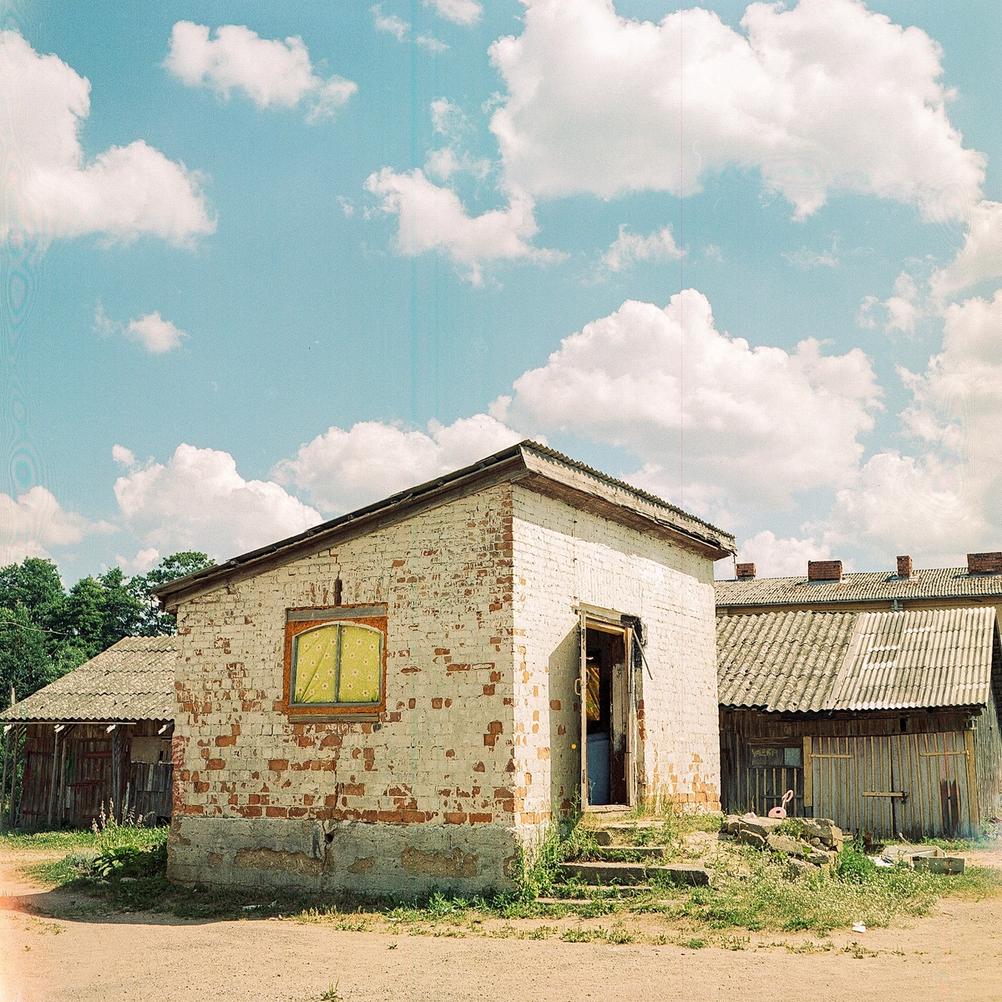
[585,844,670,861]
[592,822,675,845]
[558,861,709,887]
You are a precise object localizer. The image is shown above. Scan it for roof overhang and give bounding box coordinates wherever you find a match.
[157,441,735,610]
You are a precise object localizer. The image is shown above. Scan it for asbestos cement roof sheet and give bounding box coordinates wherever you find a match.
[717,610,859,712]
[830,606,996,711]
[715,567,1002,609]
[717,606,997,713]
[0,636,177,723]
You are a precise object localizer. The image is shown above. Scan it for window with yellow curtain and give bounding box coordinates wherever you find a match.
[290,622,383,708]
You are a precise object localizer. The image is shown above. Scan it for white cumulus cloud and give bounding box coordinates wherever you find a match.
[274,415,523,514]
[0,486,113,565]
[114,444,321,559]
[488,0,983,220]
[600,225,683,273]
[372,6,448,51]
[93,305,187,354]
[423,0,482,26]
[372,5,409,41]
[111,445,137,468]
[858,272,924,335]
[115,547,162,576]
[929,200,1002,301]
[0,31,214,246]
[494,290,881,510]
[365,168,563,284]
[732,529,832,578]
[821,290,1002,565]
[165,22,356,122]
[126,313,187,354]
[424,99,490,181]
[826,451,989,565]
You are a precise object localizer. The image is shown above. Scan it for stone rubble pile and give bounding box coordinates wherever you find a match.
[722,814,845,876]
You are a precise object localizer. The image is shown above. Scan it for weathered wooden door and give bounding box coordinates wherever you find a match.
[888,732,976,839]
[810,731,976,838]
[65,736,113,826]
[810,735,894,837]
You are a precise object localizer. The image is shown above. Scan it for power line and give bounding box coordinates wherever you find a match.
[0,615,80,639]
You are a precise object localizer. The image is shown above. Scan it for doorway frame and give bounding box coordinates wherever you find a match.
[576,604,638,812]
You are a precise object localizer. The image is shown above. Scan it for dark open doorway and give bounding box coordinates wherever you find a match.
[579,614,634,809]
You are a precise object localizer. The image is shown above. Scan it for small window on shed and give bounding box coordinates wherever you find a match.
[292,624,382,706]
[284,607,387,716]
[783,746,802,768]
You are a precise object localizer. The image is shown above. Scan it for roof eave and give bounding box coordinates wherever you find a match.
[158,441,735,608]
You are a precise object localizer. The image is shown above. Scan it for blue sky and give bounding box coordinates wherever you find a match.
[3,0,1002,581]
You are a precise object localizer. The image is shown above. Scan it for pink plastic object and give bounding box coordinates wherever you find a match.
[768,789,794,819]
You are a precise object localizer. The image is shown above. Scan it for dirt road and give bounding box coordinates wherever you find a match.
[3,850,1002,1002]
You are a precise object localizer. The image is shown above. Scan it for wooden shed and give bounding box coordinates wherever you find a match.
[717,607,1002,839]
[0,636,176,830]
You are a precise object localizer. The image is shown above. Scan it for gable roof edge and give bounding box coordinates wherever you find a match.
[156,441,735,610]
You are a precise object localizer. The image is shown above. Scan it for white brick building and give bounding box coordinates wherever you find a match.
[159,443,734,897]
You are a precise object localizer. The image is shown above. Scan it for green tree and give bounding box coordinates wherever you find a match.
[0,558,64,622]
[0,551,213,706]
[0,606,58,707]
[0,558,68,705]
[130,551,213,635]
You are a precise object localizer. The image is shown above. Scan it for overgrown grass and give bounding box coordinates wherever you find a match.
[14,817,1002,942]
[685,841,1001,934]
[0,829,101,851]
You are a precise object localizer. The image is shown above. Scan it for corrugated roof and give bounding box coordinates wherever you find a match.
[157,440,735,605]
[717,607,997,712]
[830,607,996,711]
[716,567,1002,609]
[717,611,859,712]
[0,636,177,723]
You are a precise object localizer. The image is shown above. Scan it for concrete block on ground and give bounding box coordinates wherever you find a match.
[913,855,965,875]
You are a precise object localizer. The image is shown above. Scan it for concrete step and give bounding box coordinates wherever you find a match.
[558,861,709,887]
[593,821,673,845]
[582,845,669,861]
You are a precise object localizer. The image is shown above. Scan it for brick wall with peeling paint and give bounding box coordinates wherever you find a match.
[169,484,521,896]
[168,480,721,897]
[511,486,721,838]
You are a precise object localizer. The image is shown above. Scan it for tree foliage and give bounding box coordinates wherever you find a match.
[0,551,213,709]
[129,551,213,636]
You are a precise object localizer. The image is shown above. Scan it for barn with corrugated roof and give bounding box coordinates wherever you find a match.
[0,636,176,830]
[716,555,1002,839]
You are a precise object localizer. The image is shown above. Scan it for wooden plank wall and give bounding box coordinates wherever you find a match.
[721,708,988,837]
[14,722,173,830]
[973,637,1002,825]
[811,734,894,835]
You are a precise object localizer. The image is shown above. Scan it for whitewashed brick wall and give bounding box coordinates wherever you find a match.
[169,479,722,896]
[511,486,721,839]
[170,484,520,895]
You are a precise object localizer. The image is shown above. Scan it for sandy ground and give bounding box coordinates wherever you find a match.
[3,847,1002,1002]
